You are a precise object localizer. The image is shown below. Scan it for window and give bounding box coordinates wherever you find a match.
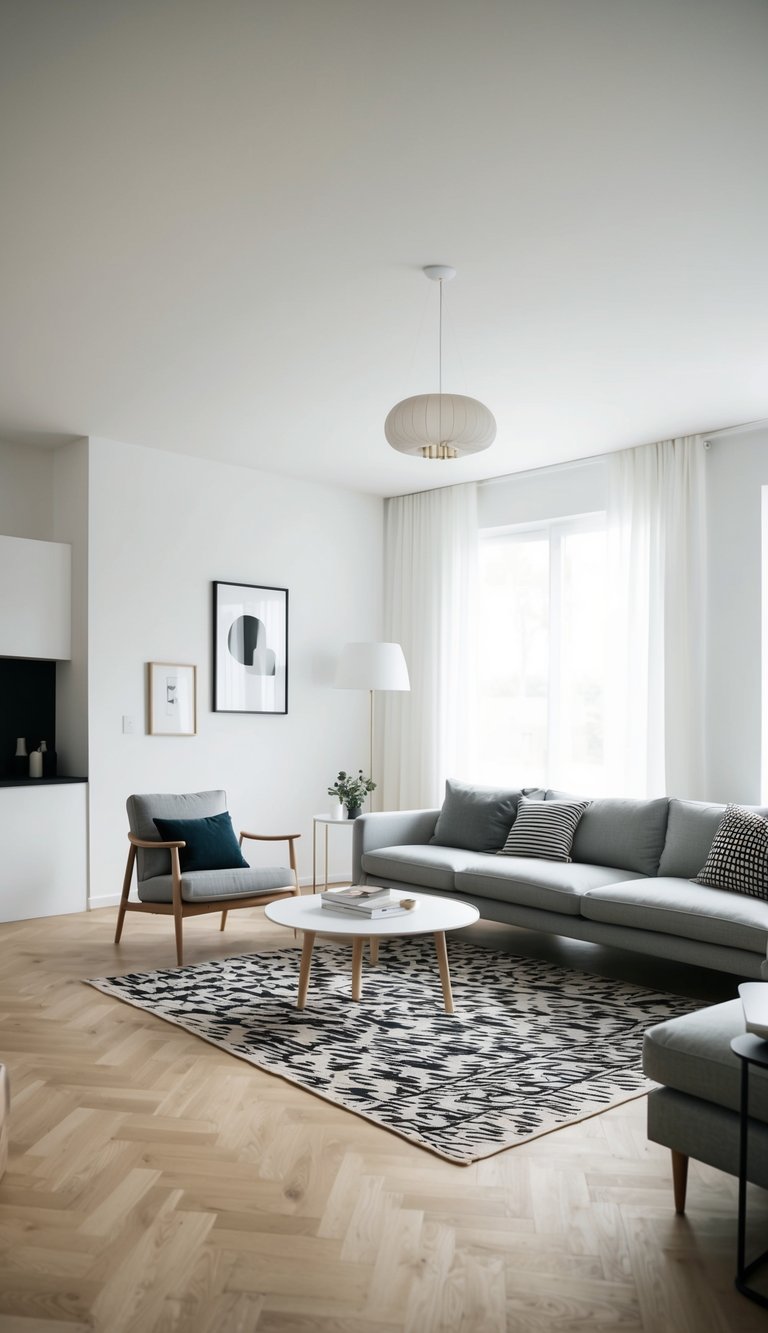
[476,515,609,793]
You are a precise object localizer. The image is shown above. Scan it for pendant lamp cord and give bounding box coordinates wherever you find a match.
[438,279,443,445]
[438,279,443,395]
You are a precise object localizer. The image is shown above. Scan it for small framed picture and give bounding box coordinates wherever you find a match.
[213,581,288,714]
[147,662,197,736]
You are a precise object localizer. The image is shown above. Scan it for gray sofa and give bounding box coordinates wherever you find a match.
[352,787,768,979]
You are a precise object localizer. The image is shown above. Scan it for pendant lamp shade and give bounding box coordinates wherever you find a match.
[385,393,496,459]
[386,265,496,461]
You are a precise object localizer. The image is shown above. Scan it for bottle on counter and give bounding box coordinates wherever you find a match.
[29,746,43,779]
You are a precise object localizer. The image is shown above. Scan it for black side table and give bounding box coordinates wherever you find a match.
[730,1034,768,1308]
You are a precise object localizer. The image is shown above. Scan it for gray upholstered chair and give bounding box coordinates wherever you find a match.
[115,790,300,965]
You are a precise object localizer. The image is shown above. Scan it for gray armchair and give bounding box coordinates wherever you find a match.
[115,790,300,965]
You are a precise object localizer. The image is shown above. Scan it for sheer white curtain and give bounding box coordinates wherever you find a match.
[380,483,478,810]
[606,435,707,798]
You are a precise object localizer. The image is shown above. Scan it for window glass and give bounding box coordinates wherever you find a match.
[477,516,608,793]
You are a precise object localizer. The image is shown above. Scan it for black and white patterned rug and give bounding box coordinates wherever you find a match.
[86,939,698,1164]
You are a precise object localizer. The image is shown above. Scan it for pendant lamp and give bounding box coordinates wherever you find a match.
[385,265,496,460]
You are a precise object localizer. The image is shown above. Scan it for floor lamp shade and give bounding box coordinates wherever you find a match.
[334,643,410,809]
[334,642,410,693]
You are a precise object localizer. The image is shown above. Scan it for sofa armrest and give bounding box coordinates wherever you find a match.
[352,809,440,884]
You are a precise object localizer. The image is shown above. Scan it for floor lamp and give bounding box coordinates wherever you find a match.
[334,642,410,809]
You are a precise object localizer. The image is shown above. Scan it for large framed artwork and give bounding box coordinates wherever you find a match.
[213,581,288,714]
[148,662,197,736]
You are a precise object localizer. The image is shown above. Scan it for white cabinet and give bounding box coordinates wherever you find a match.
[0,782,87,922]
[0,534,71,659]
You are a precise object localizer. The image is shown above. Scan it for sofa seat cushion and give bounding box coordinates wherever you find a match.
[455,858,643,916]
[138,866,295,903]
[581,876,768,953]
[643,999,768,1122]
[361,845,475,892]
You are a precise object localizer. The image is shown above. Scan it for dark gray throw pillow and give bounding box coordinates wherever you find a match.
[430,779,521,852]
[153,811,249,873]
[693,804,768,900]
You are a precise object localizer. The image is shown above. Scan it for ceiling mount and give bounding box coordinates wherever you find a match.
[384,265,496,461]
[422,264,456,283]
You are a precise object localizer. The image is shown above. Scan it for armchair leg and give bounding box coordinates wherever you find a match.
[672,1149,689,1214]
[220,910,228,932]
[115,845,136,944]
[173,904,184,966]
[171,846,184,966]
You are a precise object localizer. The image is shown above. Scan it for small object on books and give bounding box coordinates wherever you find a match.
[400,898,416,910]
[739,982,768,1040]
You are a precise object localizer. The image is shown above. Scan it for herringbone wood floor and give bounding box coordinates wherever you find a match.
[0,902,766,1333]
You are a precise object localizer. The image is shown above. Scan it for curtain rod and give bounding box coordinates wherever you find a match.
[388,418,768,501]
[701,417,768,441]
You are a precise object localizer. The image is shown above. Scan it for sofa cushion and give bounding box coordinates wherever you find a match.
[153,811,249,873]
[658,799,768,879]
[498,797,588,863]
[430,779,520,852]
[694,804,768,900]
[362,844,475,892]
[581,876,768,954]
[138,866,295,903]
[643,999,768,1122]
[127,790,227,881]
[456,857,643,916]
[574,797,669,877]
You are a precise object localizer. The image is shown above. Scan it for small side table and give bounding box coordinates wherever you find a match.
[312,815,355,893]
[731,1033,768,1309]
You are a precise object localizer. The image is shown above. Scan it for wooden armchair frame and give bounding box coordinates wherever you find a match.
[114,829,301,966]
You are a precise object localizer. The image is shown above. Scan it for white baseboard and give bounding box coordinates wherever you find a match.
[89,893,121,910]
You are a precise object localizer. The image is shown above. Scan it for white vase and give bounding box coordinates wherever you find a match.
[329,804,345,821]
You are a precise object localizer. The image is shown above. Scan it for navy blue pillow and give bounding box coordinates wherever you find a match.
[153,811,249,872]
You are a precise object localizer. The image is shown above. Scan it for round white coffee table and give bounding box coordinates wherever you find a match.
[265,891,479,1013]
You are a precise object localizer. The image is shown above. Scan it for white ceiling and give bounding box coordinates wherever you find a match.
[2,0,767,497]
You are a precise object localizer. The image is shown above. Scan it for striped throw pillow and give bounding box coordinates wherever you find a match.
[498,797,589,863]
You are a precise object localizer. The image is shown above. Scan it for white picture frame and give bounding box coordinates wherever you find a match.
[147,662,197,736]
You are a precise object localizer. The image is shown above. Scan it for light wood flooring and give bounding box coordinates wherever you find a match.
[0,900,766,1333]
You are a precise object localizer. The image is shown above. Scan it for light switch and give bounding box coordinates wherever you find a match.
[122,715,134,734]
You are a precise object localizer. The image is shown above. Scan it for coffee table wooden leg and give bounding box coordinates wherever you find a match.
[369,937,379,965]
[434,931,454,1014]
[297,931,316,1009]
[351,936,364,1000]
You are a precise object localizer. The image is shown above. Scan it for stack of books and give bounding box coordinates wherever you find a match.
[320,885,411,918]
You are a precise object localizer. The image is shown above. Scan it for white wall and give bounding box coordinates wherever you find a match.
[705,427,768,802]
[86,437,382,905]
[0,439,55,538]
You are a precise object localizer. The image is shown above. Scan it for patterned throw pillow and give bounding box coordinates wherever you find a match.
[694,804,768,900]
[497,797,590,863]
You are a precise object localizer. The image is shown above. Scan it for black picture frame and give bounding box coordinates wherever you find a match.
[212,581,288,714]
